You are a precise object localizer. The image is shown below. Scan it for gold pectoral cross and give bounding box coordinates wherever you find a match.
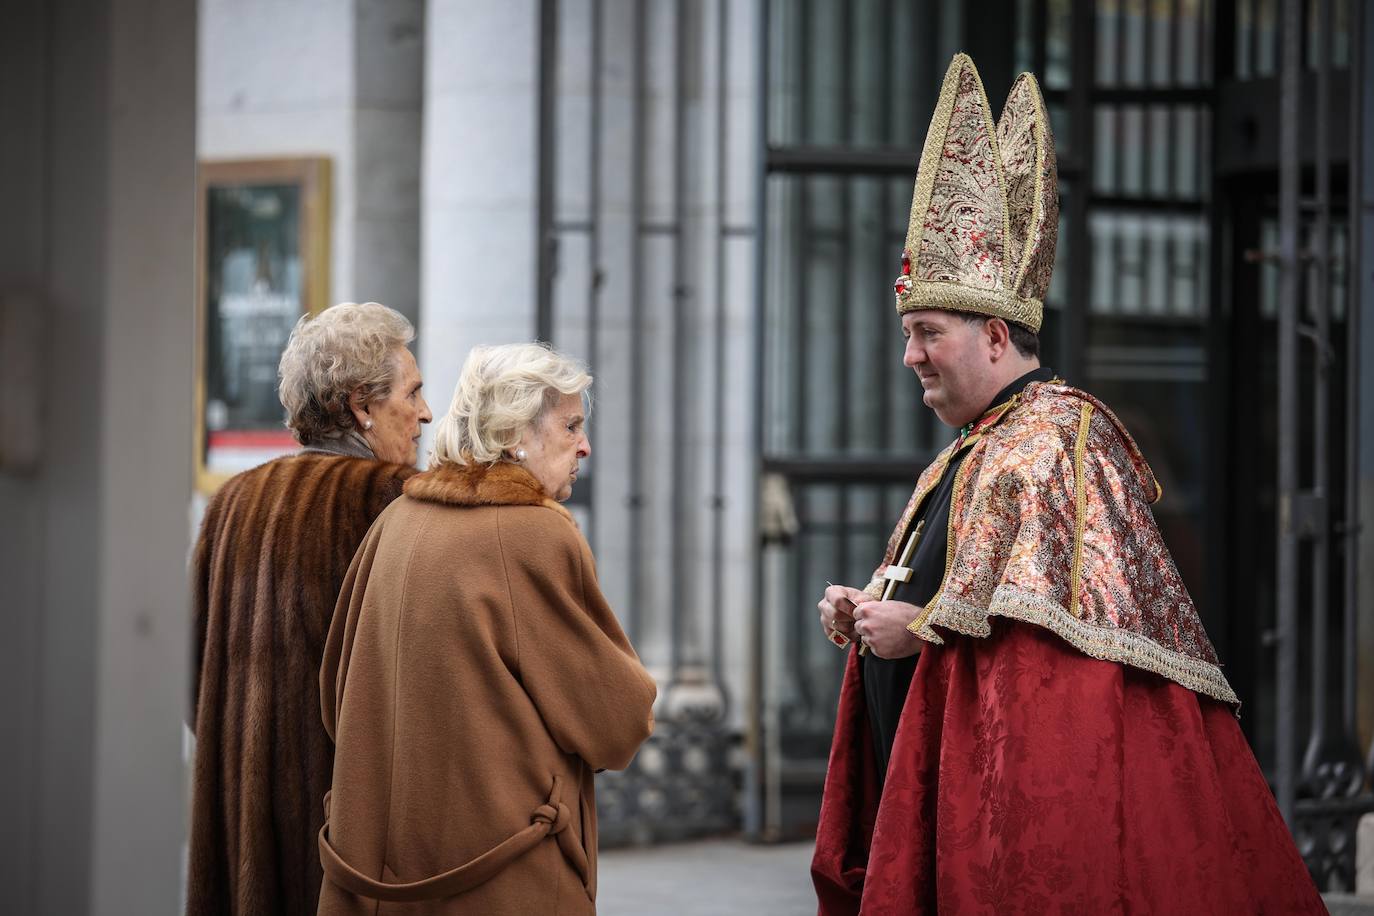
[883,519,924,600]
[859,519,925,656]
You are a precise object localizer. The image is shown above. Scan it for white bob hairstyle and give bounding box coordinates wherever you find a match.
[430,342,592,467]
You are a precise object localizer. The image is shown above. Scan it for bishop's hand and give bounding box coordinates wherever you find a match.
[818,584,867,647]
[852,599,923,659]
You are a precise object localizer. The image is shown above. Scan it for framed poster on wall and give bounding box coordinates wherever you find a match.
[195,157,330,493]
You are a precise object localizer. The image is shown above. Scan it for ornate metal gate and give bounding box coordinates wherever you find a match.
[533,0,757,843]
[534,1,1374,872]
[1268,0,1374,890]
[748,0,1374,890]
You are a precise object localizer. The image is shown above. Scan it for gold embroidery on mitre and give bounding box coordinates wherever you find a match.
[895,54,1059,334]
[999,72,1059,305]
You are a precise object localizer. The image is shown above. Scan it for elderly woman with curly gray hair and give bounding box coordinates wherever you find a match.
[316,342,655,916]
[188,301,431,916]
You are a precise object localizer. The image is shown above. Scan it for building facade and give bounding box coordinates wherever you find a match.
[2,1,1372,911]
[197,0,1374,886]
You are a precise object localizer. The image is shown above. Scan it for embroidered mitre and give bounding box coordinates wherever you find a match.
[894,53,1059,333]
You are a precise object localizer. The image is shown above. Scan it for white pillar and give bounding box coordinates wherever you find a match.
[353,0,425,322]
[0,0,196,912]
[90,0,197,910]
[419,0,539,449]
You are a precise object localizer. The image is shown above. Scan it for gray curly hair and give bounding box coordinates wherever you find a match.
[277,301,415,444]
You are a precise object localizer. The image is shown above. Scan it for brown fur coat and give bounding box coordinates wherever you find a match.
[316,461,656,915]
[188,453,415,916]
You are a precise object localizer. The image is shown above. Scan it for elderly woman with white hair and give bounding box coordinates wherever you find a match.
[189,302,431,916]
[317,343,655,916]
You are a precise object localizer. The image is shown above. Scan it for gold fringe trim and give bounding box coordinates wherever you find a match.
[910,585,1240,708]
[1070,403,1094,619]
[896,279,1043,332]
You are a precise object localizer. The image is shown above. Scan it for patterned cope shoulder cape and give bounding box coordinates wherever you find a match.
[863,379,1237,707]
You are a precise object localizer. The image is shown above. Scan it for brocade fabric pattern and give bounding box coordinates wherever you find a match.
[997,73,1059,304]
[895,53,1057,333]
[865,381,1237,705]
[812,621,1326,915]
[913,63,1007,293]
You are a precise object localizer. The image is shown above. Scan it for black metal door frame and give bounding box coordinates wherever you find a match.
[745,0,1056,842]
[1212,0,1373,890]
[1273,0,1372,891]
[749,2,1374,886]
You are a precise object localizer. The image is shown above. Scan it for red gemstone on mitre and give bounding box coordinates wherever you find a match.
[900,249,912,276]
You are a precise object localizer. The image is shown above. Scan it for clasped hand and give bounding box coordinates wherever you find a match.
[817,585,922,659]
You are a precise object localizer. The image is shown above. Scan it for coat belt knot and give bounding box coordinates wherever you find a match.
[532,801,573,835]
[318,775,588,902]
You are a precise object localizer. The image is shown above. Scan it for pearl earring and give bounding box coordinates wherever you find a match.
[363,420,373,430]
[515,449,527,461]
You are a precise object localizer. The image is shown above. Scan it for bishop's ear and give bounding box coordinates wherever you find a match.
[984,317,1012,360]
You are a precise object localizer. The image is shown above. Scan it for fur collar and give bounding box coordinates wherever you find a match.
[404,461,575,525]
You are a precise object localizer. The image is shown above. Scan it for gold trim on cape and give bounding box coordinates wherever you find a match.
[881,381,1238,709]
[913,587,1240,706]
[1070,403,1094,619]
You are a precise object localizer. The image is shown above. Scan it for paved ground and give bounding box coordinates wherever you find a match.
[598,837,817,916]
[1325,895,1374,915]
[601,839,1374,914]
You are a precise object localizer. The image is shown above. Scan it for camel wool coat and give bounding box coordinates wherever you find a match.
[317,461,656,915]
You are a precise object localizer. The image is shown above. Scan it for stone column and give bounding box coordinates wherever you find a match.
[90,0,197,909]
[419,0,539,447]
[353,0,424,321]
[0,0,196,912]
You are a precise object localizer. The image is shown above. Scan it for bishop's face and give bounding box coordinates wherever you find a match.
[901,309,1000,428]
